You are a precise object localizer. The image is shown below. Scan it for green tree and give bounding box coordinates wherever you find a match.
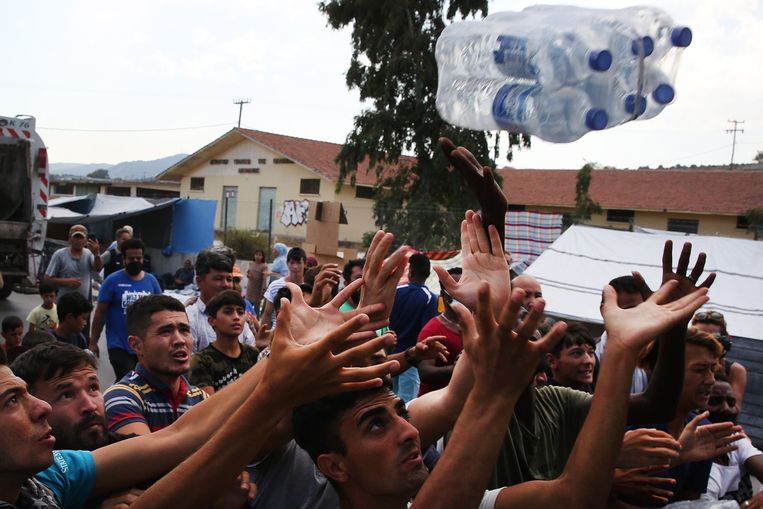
[87,168,110,179]
[745,207,763,240]
[754,151,763,164]
[572,163,602,222]
[319,0,530,249]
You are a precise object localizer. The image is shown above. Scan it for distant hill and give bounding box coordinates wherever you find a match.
[51,154,187,180]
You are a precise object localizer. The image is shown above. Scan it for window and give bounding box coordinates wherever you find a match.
[355,185,374,199]
[53,183,74,195]
[136,187,180,199]
[273,157,293,164]
[238,167,260,174]
[667,218,699,234]
[106,186,131,197]
[508,204,526,212]
[737,215,750,229]
[258,158,267,164]
[234,158,251,165]
[300,178,320,195]
[606,209,635,223]
[210,159,228,165]
[190,177,205,191]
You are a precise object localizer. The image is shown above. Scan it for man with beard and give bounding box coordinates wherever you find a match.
[101,226,133,278]
[90,238,162,380]
[10,342,112,451]
[704,377,763,506]
[104,295,207,435]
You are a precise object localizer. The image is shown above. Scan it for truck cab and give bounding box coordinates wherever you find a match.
[0,115,48,299]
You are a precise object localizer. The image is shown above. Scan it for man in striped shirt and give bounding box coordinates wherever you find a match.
[104,295,208,435]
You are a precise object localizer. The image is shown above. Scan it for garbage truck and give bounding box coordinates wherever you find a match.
[0,115,49,299]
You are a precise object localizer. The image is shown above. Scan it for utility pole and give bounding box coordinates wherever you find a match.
[726,119,745,169]
[233,98,251,128]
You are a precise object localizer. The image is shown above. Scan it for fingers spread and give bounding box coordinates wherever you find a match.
[661,240,673,275]
[688,252,706,282]
[676,242,692,276]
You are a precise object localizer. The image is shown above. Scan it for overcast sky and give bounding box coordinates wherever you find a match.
[3,0,762,170]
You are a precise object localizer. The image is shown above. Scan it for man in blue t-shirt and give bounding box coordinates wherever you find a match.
[388,253,438,403]
[90,238,161,380]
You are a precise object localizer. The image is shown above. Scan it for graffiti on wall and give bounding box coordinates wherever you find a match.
[278,199,310,227]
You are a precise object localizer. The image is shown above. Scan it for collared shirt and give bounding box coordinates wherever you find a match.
[186,297,256,353]
[104,363,208,432]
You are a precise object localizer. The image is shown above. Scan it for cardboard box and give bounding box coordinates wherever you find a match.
[304,201,348,255]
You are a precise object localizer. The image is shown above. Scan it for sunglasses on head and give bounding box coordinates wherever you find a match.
[708,395,736,408]
[694,311,725,323]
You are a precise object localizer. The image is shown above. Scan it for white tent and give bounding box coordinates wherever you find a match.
[48,194,178,222]
[526,225,763,341]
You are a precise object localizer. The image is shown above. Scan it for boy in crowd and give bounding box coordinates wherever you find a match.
[545,321,596,393]
[189,290,259,395]
[26,283,58,332]
[50,292,92,350]
[262,247,307,327]
[1,316,24,350]
[104,295,208,435]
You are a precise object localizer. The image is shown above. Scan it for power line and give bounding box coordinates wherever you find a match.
[233,98,251,128]
[726,119,745,169]
[37,122,234,133]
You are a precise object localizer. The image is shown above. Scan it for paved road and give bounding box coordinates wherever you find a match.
[0,291,116,387]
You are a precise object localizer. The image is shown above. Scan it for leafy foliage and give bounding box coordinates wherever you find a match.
[573,163,602,221]
[319,0,529,249]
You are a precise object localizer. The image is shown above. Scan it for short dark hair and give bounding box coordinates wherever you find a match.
[206,290,245,317]
[273,287,292,314]
[293,381,395,470]
[126,294,186,338]
[342,259,365,283]
[685,327,724,360]
[57,292,93,322]
[195,247,236,278]
[608,275,640,295]
[550,321,595,357]
[22,330,55,348]
[11,342,97,392]
[38,282,57,296]
[408,253,430,280]
[120,238,145,254]
[287,247,307,264]
[2,316,23,333]
[447,267,463,276]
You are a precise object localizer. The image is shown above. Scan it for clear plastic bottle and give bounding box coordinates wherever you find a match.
[436,76,608,142]
[435,19,612,88]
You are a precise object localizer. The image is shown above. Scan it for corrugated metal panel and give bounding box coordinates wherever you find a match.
[728,337,763,450]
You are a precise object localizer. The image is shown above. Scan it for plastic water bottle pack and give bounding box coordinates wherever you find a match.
[435,5,692,143]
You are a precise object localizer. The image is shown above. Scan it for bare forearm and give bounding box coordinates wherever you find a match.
[409,354,474,448]
[90,312,105,347]
[418,361,454,386]
[412,388,518,509]
[129,386,283,509]
[628,324,685,424]
[91,359,269,496]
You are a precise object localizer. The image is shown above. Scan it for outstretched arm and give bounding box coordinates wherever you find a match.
[494,282,709,509]
[627,241,716,424]
[411,285,566,509]
[128,300,398,509]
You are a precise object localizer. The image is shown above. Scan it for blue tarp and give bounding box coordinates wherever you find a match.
[170,199,216,253]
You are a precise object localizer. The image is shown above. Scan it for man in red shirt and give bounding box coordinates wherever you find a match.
[417,267,462,396]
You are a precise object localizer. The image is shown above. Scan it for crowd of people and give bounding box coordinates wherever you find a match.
[0,139,760,509]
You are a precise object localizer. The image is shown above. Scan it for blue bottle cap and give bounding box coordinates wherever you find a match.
[624,94,647,115]
[671,27,693,47]
[586,109,608,130]
[631,36,655,57]
[652,84,675,104]
[588,50,612,71]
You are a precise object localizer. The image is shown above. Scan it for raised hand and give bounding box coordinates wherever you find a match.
[286,279,387,346]
[452,283,567,398]
[677,411,741,464]
[357,230,407,322]
[617,428,681,469]
[632,240,716,303]
[601,280,709,356]
[309,263,342,307]
[261,298,399,406]
[434,210,511,316]
[440,137,507,243]
[408,335,449,365]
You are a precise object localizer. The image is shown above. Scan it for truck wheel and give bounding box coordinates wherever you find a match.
[0,285,12,300]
